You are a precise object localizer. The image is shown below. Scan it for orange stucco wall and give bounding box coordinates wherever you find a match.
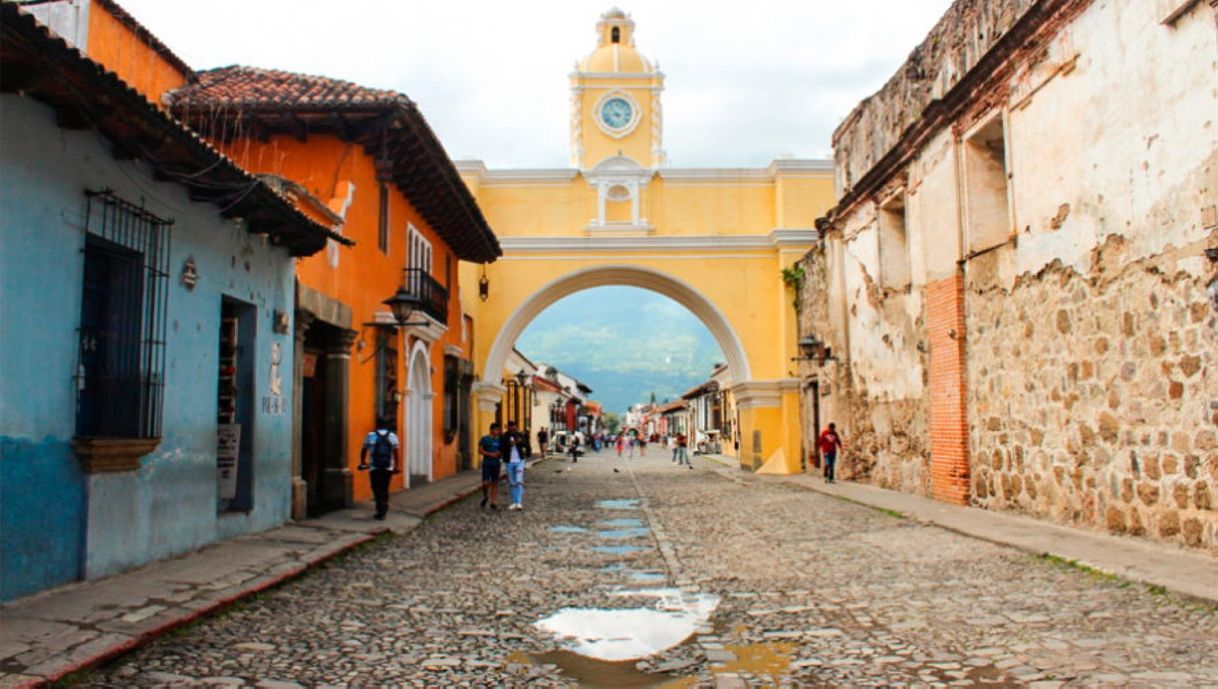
[216,133,469,500]
[86,0,188,106]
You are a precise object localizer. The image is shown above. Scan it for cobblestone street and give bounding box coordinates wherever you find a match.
[81,452,1218,688]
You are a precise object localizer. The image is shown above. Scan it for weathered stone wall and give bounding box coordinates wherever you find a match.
[968,235,1218,554]
[797,239,933,496]
[833,0,1038,193]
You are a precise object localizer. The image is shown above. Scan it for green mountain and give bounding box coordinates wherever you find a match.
[515,286,724,414]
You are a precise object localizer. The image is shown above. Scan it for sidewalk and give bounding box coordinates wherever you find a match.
[698,453,1218,605]
[0,469,488,688]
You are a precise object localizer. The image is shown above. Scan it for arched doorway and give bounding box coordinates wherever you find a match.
[406,341,433,486]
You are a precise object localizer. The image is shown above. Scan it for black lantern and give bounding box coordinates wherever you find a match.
[381,286,425,326]
[515,369,530,387]
[478,265,490,302]
[797,336,822,360]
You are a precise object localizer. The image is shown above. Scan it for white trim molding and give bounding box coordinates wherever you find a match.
[731,378,801,410]
[472,381,506,413]
[497,228,817,252]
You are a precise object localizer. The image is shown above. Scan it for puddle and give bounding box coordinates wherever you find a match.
[590,544,645,554]
[549,525,588,534]
[535,588,720,662]
[599,518,645,528]
[595,499,641,510]
[628,571,666,582]
[596,528,651,539]
[530,650,686,689]
[713,642,795,682]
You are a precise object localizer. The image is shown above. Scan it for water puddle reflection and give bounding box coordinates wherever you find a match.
[599,518,645,528]
[590,544,645,555]
[596,498,641,510]
[597,528,651,539]
[535,589,720,662]
[549,525,588,534]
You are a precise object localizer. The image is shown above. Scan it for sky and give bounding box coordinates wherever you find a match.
[115,0,953,167]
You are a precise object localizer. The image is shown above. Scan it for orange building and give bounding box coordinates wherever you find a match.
[169,68,500,516]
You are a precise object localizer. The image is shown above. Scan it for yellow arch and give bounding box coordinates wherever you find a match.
[481,264,751,387]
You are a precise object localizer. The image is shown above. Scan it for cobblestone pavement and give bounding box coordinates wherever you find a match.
[79,451,1218,688]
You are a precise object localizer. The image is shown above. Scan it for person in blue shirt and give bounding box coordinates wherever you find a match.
[479,423,503,509]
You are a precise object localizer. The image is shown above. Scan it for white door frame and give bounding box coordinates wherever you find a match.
[406,340,434,486]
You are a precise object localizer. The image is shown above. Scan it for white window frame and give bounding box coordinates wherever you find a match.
[407,223,433,275]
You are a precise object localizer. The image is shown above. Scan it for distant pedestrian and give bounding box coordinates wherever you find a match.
[670,435,678,463]
[626,434,637,459]
[503,421,528,511]
[358,417,400,520]
[569,434,582,463]
[616,435,624,458]
[676,432,691,469]
[479,423,503,509]
[639,435,647,457]
[818,422,844,484]
[537,427,549,457]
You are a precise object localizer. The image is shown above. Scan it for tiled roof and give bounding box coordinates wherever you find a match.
[170,67,502,263]
[178,66,406,110]
[1,3,343,257]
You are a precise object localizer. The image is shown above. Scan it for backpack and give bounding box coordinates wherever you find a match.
[370,430,393,469]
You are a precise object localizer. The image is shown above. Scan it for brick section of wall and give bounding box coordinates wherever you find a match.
[926,273,970,504]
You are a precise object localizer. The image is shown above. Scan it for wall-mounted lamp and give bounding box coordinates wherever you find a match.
[515,369,530,387]
[478,264,490,302]
[791,334,837,365]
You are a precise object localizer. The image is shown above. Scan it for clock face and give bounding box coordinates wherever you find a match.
[600,97,634,130]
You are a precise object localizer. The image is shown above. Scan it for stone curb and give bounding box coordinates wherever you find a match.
[10,531,384,689]
[4,464,524,689]
[696,455,1218,606]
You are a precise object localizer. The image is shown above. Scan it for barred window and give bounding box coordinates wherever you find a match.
[443,355,459,441]
[75,190,171,439]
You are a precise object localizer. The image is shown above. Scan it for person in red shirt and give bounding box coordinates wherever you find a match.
[818,423,844,484]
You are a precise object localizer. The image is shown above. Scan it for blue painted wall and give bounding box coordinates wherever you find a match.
[0,95,298,601]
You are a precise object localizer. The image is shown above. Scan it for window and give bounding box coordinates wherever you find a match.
[374,331,398,423]
[378,184,389,253]
[611,26,620,43]
[878,193,910,289]
[75,191,170,439]
[963,114,1012,253]
[408,224,433,274]
[443,355,459,441]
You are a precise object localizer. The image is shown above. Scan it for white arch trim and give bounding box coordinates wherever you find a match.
[481,264,752,387]
[405,339,433,485]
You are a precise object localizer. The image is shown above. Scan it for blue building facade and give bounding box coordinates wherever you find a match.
[0,6,334,601]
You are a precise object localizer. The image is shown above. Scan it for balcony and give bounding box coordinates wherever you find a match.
[404,268,448,324]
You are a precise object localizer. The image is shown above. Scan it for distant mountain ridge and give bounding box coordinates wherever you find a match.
[516,287,723,414]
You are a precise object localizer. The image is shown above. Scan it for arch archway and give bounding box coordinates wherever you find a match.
[481,264,751,387]
[406,340,433,486]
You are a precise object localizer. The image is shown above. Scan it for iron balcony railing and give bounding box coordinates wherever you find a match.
[404,267,448,324]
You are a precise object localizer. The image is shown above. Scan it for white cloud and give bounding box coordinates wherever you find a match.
[117,0,952,167]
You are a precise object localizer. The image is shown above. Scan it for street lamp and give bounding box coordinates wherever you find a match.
[380,285,428,328]
[515,369,530,387]
[792,334,836,364]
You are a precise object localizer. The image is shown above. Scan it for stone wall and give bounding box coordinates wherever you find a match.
[968,235,1218,554]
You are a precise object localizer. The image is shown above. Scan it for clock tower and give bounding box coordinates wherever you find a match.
[570,8,666,170]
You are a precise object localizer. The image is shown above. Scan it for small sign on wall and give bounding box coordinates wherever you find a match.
[261,396,287,415]
[217,423,241,499]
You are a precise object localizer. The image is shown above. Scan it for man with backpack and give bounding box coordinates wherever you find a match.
[358,417,400,520]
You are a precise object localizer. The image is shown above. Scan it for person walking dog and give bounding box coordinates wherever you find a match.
[358,417,399,520]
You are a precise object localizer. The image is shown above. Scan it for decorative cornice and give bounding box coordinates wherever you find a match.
[498,228,816,252]
[455,159,832,186]
[731,378,801,409]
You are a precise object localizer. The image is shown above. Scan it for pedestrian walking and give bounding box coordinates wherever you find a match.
[503,421,528,511]
[616,434,624,458]
[669,435,678,463]
[479,423,503,509]
[818,422,844,484]
[569,434,582,463]
[357,417,399,520]
[676,432,691,469]
[639,435,647,457]
[537,427,549,457]
[626,434,637,459]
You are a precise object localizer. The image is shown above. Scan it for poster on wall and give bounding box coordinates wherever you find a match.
[217,423,241,499]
